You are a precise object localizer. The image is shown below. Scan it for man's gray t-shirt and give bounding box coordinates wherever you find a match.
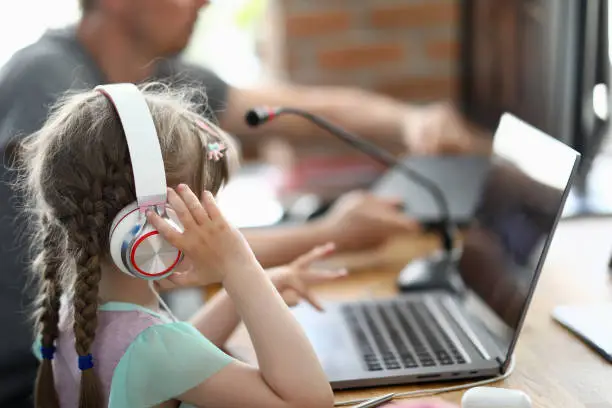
[0,27,229,146]
[0,27,230,406]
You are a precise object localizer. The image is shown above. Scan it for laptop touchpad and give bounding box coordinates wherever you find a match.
[292,303,364,377]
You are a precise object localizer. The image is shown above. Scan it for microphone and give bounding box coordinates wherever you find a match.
[245,107,461,292]
[245,107,279,127]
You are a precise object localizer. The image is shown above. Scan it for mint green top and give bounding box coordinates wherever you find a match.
[33,302,235,408]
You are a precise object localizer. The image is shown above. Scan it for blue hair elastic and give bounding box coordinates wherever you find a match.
[78,354,94,371]
[40,346,56,360]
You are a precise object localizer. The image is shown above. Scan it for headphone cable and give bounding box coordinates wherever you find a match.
[148,280,180,323]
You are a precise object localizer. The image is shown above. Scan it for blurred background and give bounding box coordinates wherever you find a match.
[2,0,611,228]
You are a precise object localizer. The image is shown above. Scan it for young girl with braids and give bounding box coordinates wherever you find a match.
[20,84,344,408]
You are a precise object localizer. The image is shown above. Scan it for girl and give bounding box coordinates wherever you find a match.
[19,84,341,408]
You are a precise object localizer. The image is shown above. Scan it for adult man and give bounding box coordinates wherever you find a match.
[0,0,476,405]
[0,0,478,257]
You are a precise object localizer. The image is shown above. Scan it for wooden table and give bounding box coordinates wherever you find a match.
[223,219,612,407]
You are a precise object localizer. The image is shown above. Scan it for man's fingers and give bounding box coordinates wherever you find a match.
[378,196,404,207]
[376,196,407,212]
[371,211,421,232]
[293,242,336,268]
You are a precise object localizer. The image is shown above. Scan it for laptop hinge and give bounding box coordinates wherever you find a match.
[496,356,510,374]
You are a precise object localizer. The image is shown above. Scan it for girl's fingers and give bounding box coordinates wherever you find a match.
[167,187,196,228]
[281,289,300,307]
[155,279,176,291]
[294,242,336,268]
[168,270,200,287]
[289,280,324,312]
[176,184,209,225]
[147,210,183,247]
[303,268,348,284]
[201,191,224,222]
[301,290,324,312]
[200,191,213,220]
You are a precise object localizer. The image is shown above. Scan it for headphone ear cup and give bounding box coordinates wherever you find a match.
[109,203,184,280]
[159,206,184,237]
[109,202,141,277]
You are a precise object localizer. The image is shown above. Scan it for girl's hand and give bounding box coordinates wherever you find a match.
[147,184,261,284]
[154,243,347,305]
[153,267,202,292]
[269,242,348,311]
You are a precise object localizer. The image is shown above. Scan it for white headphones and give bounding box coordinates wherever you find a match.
[96,83,184,280]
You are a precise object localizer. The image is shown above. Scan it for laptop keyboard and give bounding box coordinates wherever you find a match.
[342,298,467,372]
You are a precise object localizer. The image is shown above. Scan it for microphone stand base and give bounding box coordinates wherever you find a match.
[396,249,462,293]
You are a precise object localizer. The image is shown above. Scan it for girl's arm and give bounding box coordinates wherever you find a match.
[182,264,333,408]
[190,244,344,349]
[149,186,333,408]
[189,289,239,348]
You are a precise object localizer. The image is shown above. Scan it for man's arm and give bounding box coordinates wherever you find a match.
[218,84,410,145]
[178,63,480,154]
[242,192,420,268]
[242,221,330,268]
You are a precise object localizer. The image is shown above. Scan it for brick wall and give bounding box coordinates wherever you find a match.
[263,0,460,103]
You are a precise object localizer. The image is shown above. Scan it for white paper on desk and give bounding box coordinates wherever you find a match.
[553,304,612,356]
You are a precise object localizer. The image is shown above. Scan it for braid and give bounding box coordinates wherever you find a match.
[72,244,103,408]
[33,214,65,408]
[43,158,133,408]
[63,181,110,408]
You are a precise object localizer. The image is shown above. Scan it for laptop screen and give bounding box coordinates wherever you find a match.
[456,113,579,367]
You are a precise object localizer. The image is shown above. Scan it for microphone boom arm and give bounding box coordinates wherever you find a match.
[245,107,456,254]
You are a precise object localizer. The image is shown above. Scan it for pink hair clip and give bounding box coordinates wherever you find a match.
[196,119,227,161]
[207,142,226,161]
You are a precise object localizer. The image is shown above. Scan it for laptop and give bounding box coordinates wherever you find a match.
[371,155,490,228]
[291,113,580,390]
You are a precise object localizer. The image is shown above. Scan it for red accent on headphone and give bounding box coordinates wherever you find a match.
[130,231,182,277]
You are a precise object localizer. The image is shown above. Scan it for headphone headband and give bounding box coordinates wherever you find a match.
[95,83,167,211]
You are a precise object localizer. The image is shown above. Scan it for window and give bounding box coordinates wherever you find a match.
[0,0,80,67]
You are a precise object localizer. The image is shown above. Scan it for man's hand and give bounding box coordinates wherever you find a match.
[318,191,421,252]
[402,102,482,155]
